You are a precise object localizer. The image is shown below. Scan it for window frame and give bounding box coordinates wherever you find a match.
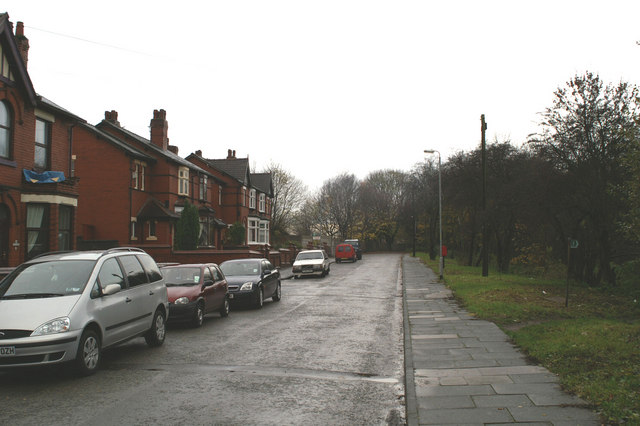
[0,101,12,160]
[34,118,51,171]
[178,167,189,196]
[58,205,73,251]
[249,189,256,209]
[26,203,50,259]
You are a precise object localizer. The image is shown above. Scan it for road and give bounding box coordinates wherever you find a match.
[0,253,405,425]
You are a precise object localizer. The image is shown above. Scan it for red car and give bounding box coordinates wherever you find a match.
[335,243,357,263]
[161,263,230,327]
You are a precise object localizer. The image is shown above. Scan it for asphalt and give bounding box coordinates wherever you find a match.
[401,254,602,426]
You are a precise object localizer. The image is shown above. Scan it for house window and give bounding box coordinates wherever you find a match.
[35,118,51,170]
[199,175,208,200]
[248,218,269,245]
[178,167,189,196]
[258,221,269,244]
[199,217,211,247]
[0,44,14,81]
[248,218,258,244]
[249,189,256,209]
[148,220,157,240]
[130,218,137,240]
[132,162,147,190]
[58,205,73,250]
[242,187,246,206]
[26,204,49,259]
[219,185,222,206]
[0,101,11,159]
[259,194,266,212]
[132,164,139,189]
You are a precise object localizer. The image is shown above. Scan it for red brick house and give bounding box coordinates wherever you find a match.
[73,109,228,257]
[0,15,84,267]
[186,149,273,249]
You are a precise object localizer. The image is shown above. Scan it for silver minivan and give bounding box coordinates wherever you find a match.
[0,248,169,375]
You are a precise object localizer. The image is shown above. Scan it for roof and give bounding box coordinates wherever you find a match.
[250,172,273,196]
[78,122,155,163]
[0,13,37,105]
[97,120,212,177]
[136,198,181,220]
[206,157,250,186]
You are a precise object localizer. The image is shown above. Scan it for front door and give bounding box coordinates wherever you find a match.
[0,204,9,267]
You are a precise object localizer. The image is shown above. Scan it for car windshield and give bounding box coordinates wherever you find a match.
[220,261,260,276]
[296,252,323,260]
[162,267,202,286]
[0,260,95,299]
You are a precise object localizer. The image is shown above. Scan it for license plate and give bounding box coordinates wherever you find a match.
[228,294,234,299]
[0,346,15,357]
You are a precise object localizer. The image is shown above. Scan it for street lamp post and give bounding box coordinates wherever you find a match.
[424,150,443,280]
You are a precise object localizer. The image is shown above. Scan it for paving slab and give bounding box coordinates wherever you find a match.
[402,255,601,426]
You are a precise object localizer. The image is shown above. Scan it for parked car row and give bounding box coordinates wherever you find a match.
[0,248,281,377]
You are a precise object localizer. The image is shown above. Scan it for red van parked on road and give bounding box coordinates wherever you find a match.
[335,244,357,263]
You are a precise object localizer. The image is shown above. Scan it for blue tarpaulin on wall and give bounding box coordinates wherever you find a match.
[23,169,66,183]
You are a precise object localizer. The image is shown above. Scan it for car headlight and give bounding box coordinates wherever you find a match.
[31,317,70,336]
[174,297,190,305]
[240,282,254,291]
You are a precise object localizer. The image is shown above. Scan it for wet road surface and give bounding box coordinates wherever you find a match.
[0,253,405,425]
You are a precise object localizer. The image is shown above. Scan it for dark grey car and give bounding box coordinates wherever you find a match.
[220,258,281,309]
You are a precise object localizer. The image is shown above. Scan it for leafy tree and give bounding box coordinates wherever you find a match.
[175,201,200,250]
[228,221,246,246]
[529,72,639,285]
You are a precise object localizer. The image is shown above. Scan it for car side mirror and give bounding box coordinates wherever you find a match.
[203,279,214,287]
[103,283,121,296]
[263,269,271,276]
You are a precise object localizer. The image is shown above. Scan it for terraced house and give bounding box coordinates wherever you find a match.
[0,14,274,268]
[0,15,84,267]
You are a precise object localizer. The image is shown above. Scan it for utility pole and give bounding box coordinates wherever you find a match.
[481,114,489,277]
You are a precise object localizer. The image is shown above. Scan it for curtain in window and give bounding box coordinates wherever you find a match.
[0,102,9,158]
[27,205,46,255]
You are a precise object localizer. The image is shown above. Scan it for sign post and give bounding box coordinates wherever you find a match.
[566,238,578,307]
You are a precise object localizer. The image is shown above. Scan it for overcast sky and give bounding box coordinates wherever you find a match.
[5,1,640,190]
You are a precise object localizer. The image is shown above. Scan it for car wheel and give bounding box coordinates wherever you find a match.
[254,288,264,309]
[75,329,100,376]
[220,296,230,317]
[145,309,166,347]
[272,282,281,302]
[192,302,205,327]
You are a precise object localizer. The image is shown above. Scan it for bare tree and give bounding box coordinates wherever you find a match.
[317,173,360,241]
[359,170,408,250]
[263,162,307,245]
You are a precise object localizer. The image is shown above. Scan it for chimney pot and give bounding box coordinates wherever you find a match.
[150,109,169,150]
[15,21,29,68]
[196,150,202,156]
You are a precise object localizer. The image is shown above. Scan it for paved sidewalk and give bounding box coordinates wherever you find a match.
[402,255,601,426]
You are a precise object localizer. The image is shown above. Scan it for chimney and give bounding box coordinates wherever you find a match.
[168,145,179,155]
[150,109,169,150]
[104,110,120,126]
[15,22,29,68]
[195,150,202,157]
[227,149,236,159]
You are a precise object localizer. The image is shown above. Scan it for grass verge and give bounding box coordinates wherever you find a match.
[417,253,640,424]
